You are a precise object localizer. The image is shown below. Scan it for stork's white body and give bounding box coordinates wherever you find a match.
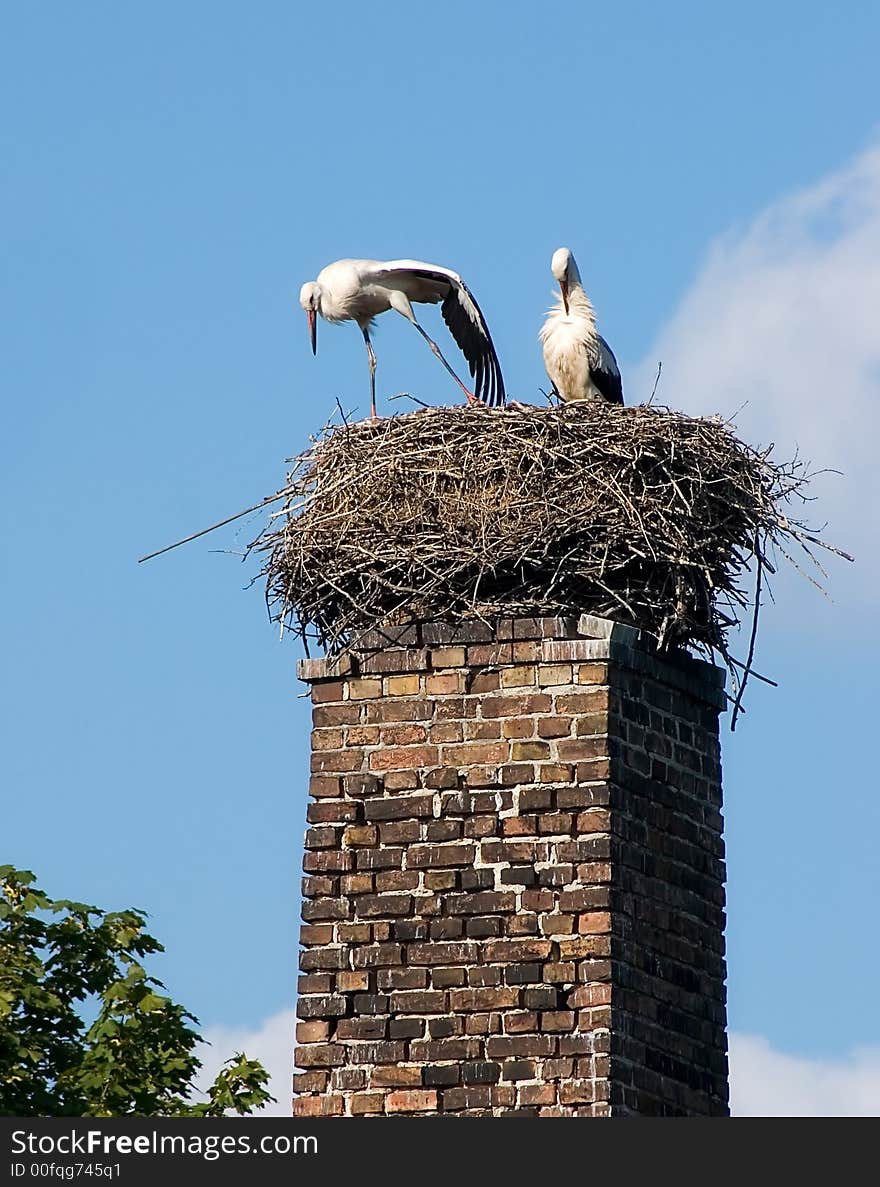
[541,298,606,403]
[540,248,623,406]
[312,258,448,324]
[299,258,505,416]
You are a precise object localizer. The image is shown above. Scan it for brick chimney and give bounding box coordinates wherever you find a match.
[293,614,728,1117]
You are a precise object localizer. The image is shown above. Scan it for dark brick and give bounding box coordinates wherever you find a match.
[504,963,543,985]
[390,1018,425,1039]
[336,1017,387,1040]
[364,795,434,821]
[460,868,494,890]
[429,1016,463,1038]
[466,916,503,938]
[501,866,536,886]
[353,993,390,1015]
[463,1061,501,1085]
[423,1064,460,1087]
[522,988,560,1011]
[502,1060,535,1081]
[296,993,348,1019]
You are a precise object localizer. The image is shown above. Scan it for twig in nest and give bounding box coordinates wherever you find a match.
[138,491,288,564]
[647,361,662,406]
[729,534,763,731]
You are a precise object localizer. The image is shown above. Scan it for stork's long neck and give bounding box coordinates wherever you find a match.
[563,260,594,320]
[562,259,591,308]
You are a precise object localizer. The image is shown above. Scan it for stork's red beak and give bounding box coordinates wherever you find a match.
[307,308,317,355]
[560,279,569,316]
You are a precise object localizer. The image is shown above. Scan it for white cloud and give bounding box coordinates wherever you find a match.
[730,1033,880,1117]
[195,1011,880,1117]
[634,144,880,604]
[197,1009,295,1117]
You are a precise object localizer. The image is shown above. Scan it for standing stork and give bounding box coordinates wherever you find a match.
[539,247,623,406]
[299,258,506,417]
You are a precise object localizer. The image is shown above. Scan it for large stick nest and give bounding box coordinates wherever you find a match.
[251,402,846,679]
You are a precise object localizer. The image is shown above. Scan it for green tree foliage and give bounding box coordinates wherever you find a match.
[0,866,274,1117]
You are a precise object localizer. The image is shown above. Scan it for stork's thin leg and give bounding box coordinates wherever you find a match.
[411,321,478,405]
[362,326,378,419]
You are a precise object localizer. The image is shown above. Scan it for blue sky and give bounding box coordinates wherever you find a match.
[3,3,879,1114]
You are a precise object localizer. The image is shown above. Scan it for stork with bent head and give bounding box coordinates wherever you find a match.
[299,258,506,417]
[540,247,623,406]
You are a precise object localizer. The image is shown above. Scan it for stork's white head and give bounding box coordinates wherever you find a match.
[550,246,581,315]
[299,281,322,354]
[551,247,573,284]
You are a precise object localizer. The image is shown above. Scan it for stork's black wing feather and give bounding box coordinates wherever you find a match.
[378,263,505,406]
[590,334,624,405]
[437,277,506,407]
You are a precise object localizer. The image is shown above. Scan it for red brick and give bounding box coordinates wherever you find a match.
[468,643,514,665]
[385,675,422,697]
[371,1065,424,1087]
[292,1070,327,1093]
[337,971,370,992]
[337,923,371,942]
[567,983,612,1008]
[430,646,466,668]
[441,742,509,765]
[578,911,612,934]
[519,1083,557,1106]
[576,664,608,685]
[311,680,345,704]
[307,800,359,824]
[294,1043,345,1068]
[368,745,439,772]
[293,1095,344,1116]
[313,704,359,727]
[575,758,611,780]
[380,723,428,746]
[312,727,344,750]
[387,1090,438,1113]
[296,1020,330,1043]
[426,673,462,695]
[555,691,608,714]
[351,1092,385,1114]
[430,721,465,743]
[347,725,381,746]
[539,763,575,783]
[300,923,335,945]
[558,936,611,959]
[483,939,552,961]
[576,809,611,833]
[480,693,552,718]
[343,824,379,847]
[511,741,550,761]
[311,748,364,773]
[502,717,535,739]
[309,775,342,798]
[541,1011,576,1031]
[449,988,520,1011]
[369,700,432,726]
[503,815,537,836]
